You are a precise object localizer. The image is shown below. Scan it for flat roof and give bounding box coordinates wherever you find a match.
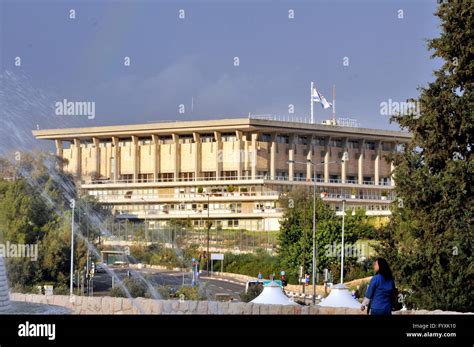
[32,117,411,142]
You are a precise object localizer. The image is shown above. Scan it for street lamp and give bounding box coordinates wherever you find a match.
[340,199,346,284]
[206,192,210,275]
[288,152,348,304]
[69,198,75,297]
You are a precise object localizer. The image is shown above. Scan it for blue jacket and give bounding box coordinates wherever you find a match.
[365,274,394,315]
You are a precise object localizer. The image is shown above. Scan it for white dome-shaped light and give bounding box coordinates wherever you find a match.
[318,284,361,309]
[251,281,298,305]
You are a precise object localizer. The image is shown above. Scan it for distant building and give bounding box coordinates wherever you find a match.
[33,117,411,231]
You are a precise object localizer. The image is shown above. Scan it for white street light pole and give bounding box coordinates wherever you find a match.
[69,198,75,297]
[289,151,348,305]
[340,199,346,284]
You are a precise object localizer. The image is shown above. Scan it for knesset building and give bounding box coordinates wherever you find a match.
[33,117,411,232]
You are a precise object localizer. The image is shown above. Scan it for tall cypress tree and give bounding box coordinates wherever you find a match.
[378,2,473,311]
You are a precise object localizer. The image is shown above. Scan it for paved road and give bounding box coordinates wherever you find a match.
[91,268,245,301]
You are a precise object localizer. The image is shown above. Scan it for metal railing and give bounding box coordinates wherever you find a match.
[84,175,392,186]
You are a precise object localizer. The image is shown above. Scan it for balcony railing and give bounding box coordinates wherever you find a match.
[84,175,392,186]
[93,191,281,201]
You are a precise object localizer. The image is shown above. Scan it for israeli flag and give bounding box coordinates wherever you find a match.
[312,88,332,109]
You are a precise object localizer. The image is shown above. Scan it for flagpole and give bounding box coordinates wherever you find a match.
[332,84,336,124]
[310,81,314,124]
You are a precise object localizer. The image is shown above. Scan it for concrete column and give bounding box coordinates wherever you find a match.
[270,133,277,180]
[374,140,381,185]
[112,137,120,181]
[55,140,63,172]
[152,135,160,181]
[55,139,63,157]
[390,161,396,187]
[171,134,180,182]
[251,133,258,180]
[341,137,348,183]
[324,136,331,183]
[358,139,365,185]
[92,137,100,177]
[243,133,250,174]
[288,135,295,181]
[193,133,201,181]
[214,131,222,180]
[306,143,313,182]
[73,138,81,179]
[235,131,243,180]
[131,136,139,183]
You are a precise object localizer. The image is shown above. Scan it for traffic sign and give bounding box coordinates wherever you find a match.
[211,253,224,260]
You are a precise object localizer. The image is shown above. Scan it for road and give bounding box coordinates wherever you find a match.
[91,267,246,301]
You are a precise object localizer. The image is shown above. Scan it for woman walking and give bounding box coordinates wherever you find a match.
[361,258,395,315]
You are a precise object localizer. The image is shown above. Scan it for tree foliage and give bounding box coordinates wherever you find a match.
[0,151,110,288]
[278,188,374,284]
[377,3,473,311]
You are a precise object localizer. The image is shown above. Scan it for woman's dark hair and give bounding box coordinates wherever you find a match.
[375,257,393,281]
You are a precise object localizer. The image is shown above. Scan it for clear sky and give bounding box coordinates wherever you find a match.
[0,0,442,152]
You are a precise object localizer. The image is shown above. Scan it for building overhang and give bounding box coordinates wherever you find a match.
[32,117,412,143]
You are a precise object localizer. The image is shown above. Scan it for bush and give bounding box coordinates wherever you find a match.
[222,249,281,279]
[175,286,206,301]
[240,283,263,303]
[108,277,148,298]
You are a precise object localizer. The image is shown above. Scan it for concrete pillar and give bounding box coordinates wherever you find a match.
[251,133,258,180]
[73,138,81,179]
[55,139,63,157]
[390,161,396,187]
[243,133,250,174]
[214,131,222,180]
[55,140,63,172]
[374,140,381,185]
[270,133,277,180]
[193,133,201,181]
[152,135,160,182]
[131,136,139,183]
[341,137,348,183]
[112,137,120,182]
[171,134,180,182]
[324,136,331,183]
[235,131,243,180]
[358,139,365,185]
[288,135,295,181]
[92,137,100,177]
[306,143,313,182]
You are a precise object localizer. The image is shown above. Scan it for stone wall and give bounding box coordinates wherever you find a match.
[9,293,468,315]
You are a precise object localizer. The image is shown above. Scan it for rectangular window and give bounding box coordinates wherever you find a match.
[220,171,237,180]
[179,172,195,181]
[365,141,376,150]
[158,173,174,182]
[137,173,153,183]
[203,171,216,181]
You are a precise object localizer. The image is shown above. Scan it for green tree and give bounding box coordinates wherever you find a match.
[0,151,110,289]
[278,189,367,284]
[377,3,473,311]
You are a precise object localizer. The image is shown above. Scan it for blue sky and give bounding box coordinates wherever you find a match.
[0,0,441,151]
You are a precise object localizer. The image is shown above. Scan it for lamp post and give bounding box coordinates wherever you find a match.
[340,199,346,284]
[69,198,75,297]
[206,192,210,275]
[140,197,148,241]
[288,152,348,304]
